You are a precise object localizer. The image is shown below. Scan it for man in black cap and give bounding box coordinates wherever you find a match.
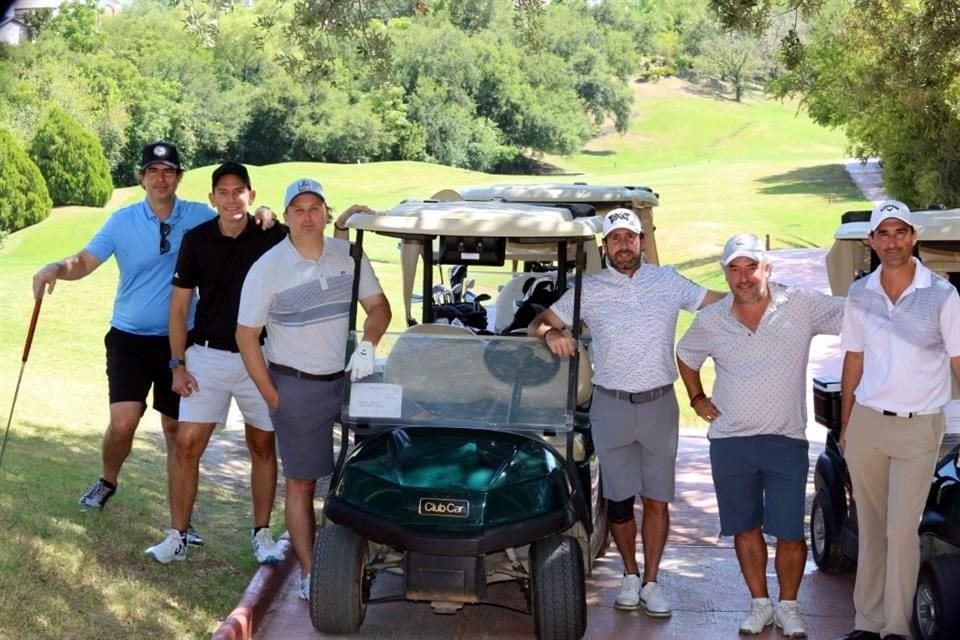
[145,162,288,564]
[32,143,273,533]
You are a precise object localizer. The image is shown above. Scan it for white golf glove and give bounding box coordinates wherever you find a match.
[346,341,376,381]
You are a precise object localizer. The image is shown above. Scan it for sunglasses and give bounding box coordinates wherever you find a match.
[160,221,172,255]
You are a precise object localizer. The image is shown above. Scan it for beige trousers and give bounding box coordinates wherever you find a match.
[845,403,945,636]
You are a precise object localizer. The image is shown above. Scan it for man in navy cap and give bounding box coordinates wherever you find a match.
[32,142,273,532]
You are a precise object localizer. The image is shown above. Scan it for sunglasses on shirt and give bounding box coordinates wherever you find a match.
[160,221,172,255]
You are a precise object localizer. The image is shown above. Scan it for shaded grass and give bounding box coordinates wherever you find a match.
[0,79,868,638]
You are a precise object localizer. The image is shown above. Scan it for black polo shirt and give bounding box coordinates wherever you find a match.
[173,215,287,351]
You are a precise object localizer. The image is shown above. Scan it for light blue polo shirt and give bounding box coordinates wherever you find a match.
[85,198,214,336]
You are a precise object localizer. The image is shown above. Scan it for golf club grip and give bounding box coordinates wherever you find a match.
[21,297,43,363]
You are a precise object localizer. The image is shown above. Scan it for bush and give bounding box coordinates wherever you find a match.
[0,129,52,233]
[29,106,112,207]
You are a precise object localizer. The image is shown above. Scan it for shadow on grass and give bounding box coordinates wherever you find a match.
[757,164,864,203]
[675,253,724,272]
[0,421,255,639]
[581,149,615,157]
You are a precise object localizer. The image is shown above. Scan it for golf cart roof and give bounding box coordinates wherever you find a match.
[345,200,601,240]
[835,208,960,241]
[452,183,659,208]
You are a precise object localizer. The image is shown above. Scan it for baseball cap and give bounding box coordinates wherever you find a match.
[721,233,767,266]
[211,162,251,190]
[284,178,326,209]
[141,141,181,171]
[602,208,643,238]
[870,200,912,232]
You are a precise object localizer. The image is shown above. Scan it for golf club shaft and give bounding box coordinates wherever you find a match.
[0,297,44,469]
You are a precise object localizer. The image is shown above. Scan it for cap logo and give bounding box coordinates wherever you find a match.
[154,146,168,158]
[879,204,901,213]
[608,211,632,223]
[298,180,312,192]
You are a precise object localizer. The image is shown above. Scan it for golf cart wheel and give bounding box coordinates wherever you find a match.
[309,524,368,634]
[530,535,586,640]
[914,555,960,640]
[810,488,853,573]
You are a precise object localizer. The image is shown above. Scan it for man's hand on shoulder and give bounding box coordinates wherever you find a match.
[254,206,276,230]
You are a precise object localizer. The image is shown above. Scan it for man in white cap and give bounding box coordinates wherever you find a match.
[837,201,960,640]
[236,178,391,601]
[530,207,724,618]
[676,233,844,637]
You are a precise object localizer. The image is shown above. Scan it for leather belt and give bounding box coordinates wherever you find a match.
[600,384,672,405]
[269,362,345,382]
[881,409,915,418]
[192,338,239,353]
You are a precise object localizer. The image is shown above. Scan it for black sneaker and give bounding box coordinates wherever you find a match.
[186,522,204,547]
[78,478,116,510]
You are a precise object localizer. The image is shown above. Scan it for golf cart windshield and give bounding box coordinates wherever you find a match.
[341,331,574,432]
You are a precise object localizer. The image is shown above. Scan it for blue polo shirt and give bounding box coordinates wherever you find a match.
[85,198,215,336]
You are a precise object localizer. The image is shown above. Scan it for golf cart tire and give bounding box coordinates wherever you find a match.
[530,535,587,640]
[309,524,368,634]
[810,488,854,573]
[914,555,960,640]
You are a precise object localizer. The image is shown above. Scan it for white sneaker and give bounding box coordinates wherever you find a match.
[639,580,672,617]
[252,528,284,565]
[145,529,186,564]
[774,600,807,637]
[739,597,774,635]
[299,575,310,601]
[614,574,641,610]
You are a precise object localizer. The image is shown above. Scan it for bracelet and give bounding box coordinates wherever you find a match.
[689,392,706,407]
[334,223,348,232]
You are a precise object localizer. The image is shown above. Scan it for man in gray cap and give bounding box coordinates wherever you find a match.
[530,207,724,618]
[837,200,960,640]
[237,178,391,601]
[677,233,843,637]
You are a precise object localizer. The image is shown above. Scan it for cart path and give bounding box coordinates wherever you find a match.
[251,247,856,639]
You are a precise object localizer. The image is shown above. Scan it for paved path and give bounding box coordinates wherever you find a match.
[250,247,855,640]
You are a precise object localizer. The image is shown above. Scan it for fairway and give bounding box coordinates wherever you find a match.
[0,79,867,639]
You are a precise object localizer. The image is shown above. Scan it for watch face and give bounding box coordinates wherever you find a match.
[169,359,184,369]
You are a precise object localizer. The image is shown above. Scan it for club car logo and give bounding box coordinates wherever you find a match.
[418,498,469,517]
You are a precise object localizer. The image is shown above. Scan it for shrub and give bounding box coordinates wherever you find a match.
[29,106,112,207]
[0,129,52,233]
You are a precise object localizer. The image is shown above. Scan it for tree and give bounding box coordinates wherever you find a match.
[695,28,764,101]
[760,0,960,205]
[29,106,112,207]
[0,129,52,233]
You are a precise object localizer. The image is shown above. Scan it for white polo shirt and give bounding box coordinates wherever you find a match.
[677,283,844,440]
[840,258,960,414]
[238,236,383,375]
[550,264,706,392]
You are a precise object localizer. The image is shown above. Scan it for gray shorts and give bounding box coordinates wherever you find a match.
[268,372,342,480]
[709,434,809,540]
[589,385,679,503]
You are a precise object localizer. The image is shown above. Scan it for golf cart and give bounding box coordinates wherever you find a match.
[810,208,960,640]
[309,197,628,639]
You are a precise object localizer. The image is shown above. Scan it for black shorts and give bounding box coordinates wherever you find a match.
[104,327,179,419]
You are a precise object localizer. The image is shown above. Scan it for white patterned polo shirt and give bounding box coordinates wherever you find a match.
[550,264,706,392]
[677,282,844,440]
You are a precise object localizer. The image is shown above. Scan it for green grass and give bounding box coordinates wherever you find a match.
[0,79,867,639]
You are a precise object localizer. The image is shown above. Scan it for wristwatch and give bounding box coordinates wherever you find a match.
[168,358,186,369]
